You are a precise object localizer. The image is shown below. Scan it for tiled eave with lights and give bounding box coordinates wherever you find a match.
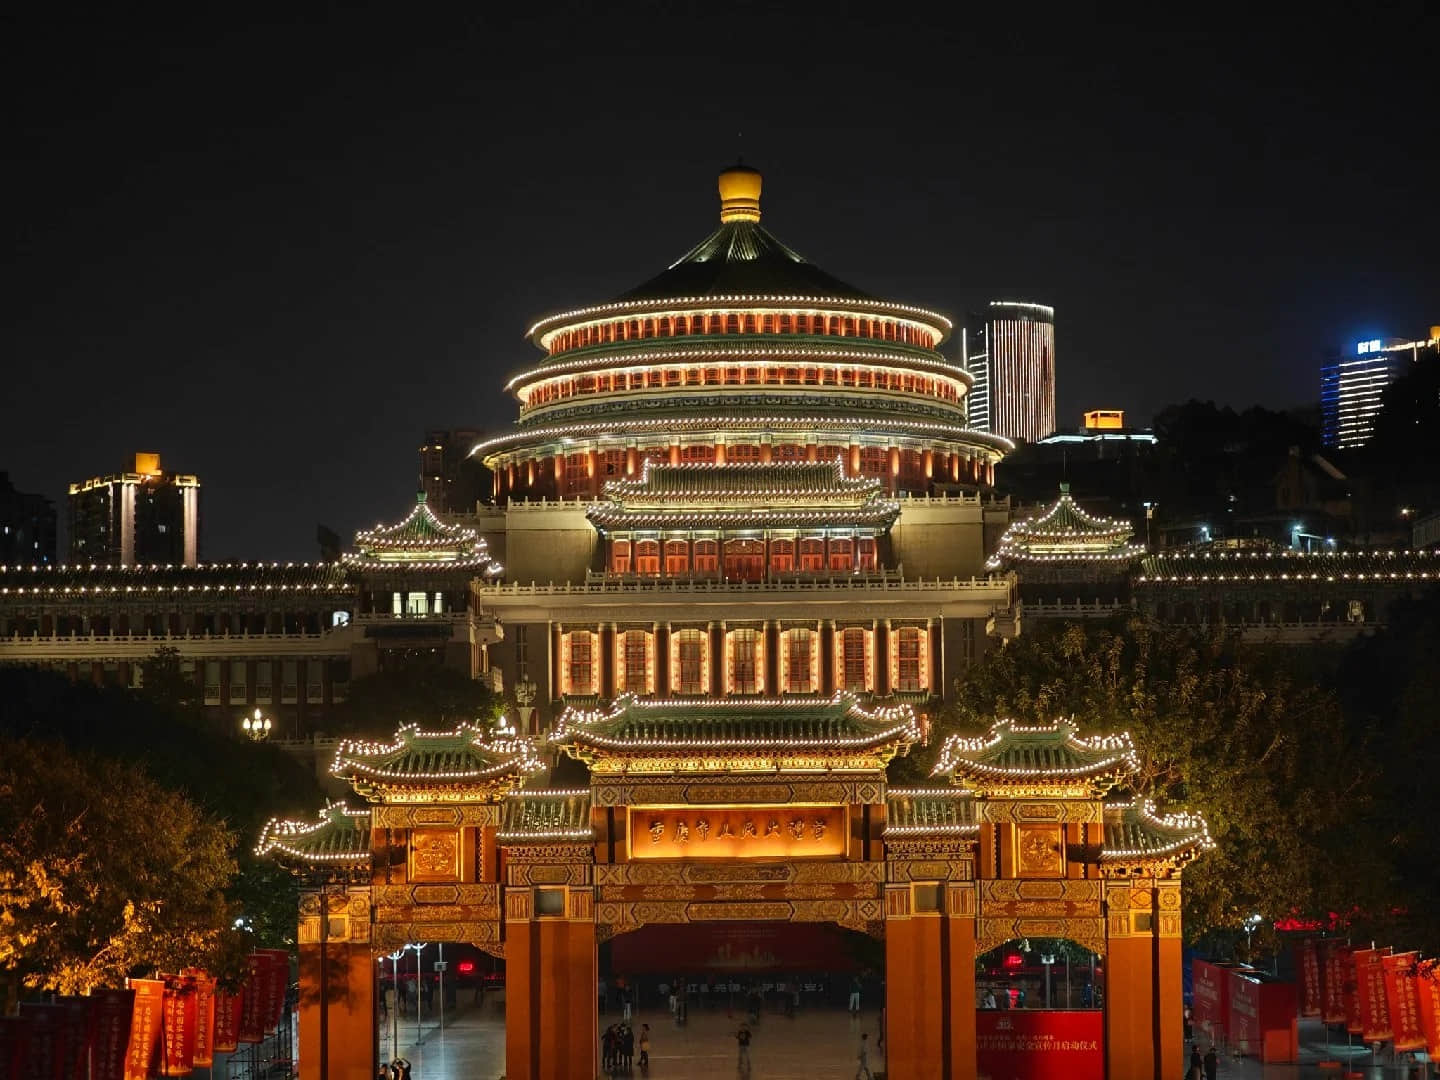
[342,493,503,575]
[0,561,350,595]
[256,803,374,877]
[932,717,1140,797]
[1100,799,1214,872]
[497,788,594,843]
[332,722,544,803]
[550,692,918,775]
[884,787,979,838]
[1135,547,1440,583]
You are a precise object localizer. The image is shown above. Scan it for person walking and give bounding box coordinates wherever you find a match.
[848,975,862,1016]
[855,1032,874,1080]
[622,986,633,1022]
[390,1058,411,1080]
[602,1024,617,1071]
[621,1024,635,1070]
[735,1021,752,1074]
[638,1023,651,1071]
[1189,1043,1203,1077]
[1203,1046,1219,1080]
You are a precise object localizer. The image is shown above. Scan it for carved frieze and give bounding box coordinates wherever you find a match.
[591,777,885,807]
[373,920,499,948]
[298,885,371,945]
[593,860,885,887]
[976,915,1106,958]
[977,799,1101,824]
[373,804,500,829]
[887,859,974,883]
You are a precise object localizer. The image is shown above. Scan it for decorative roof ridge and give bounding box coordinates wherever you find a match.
[1100,797,1214,862]
[597,457,884,504]
[255,802,373,867]
[930,716,1139,783]
[331,720,544,786]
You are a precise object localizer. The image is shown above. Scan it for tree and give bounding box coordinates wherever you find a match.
[905,618,1378,954]
[0,738,243,999]
[339,664,503,735]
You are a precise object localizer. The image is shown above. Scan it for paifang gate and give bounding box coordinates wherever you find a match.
[259,700,1212,1080]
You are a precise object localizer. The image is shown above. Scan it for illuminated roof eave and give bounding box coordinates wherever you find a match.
[525,295,954,349]
[473,417,1016,463]
[503,344,973,396]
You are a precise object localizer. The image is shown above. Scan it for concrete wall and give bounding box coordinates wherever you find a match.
[501,503,596,584]
[889,499,991,578]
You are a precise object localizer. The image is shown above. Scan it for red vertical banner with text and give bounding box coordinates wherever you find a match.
[18,1002,66,1080]
[1416,959,1440,1058]
[1320,941,1348,1025]
[57,995,96,1080]
[211,991,243,1055]
[1382,952,1425,1052]
[90,988,134,1080]
[1353,947,1393,1042]
[1297,939,1322,1016]
[159,976,197,1076]
[123,978,165,1080]
[1341,945,1364,1034]
[259,948,291,1033]
[183,970,217,1068]
[238,954,266,1044]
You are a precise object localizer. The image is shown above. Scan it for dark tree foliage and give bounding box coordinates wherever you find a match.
[0,665,325,952]
[896,615,1439,956]
[338,664,503,736]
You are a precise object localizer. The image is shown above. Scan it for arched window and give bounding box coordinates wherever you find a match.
[673,629,707,694]
[744,314,758,334]
[770,538,794,572]
[634,540,660,575]
[674,315,689,336]
[726,314,741,334]
[620,630,651,695]
[664,540,690,575]
[565,630,595,695]
[762,314,775,333]
[779,314,793,333]
[838,627,870,692]
[610,539,631,574]
[895,627,925,692]
[728,628,761,694]
[692,540,719,573]
[783,628,814,693]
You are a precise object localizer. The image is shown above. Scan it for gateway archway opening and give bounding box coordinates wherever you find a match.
[975,938,1105,1080]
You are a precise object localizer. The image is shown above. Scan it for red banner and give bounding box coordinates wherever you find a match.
[258,948,291,1033]
[976,1009,1103,1080]
[90,988,134,1080]
[1382,952,1426,1053]
[611,921,864,973]
[57,996,96,1080]
[1417,959,1440,1058]
[1340,945,1364,1034]
[1192,959,1242,1041]
[1353,947,1393,1042]
[211,991,243,1054]
[1319,940,1348,1024]
[1297,939,1321,1016]
[159,977,197,1076]
[123,978,165,1080]
[183,971,217,1067]
[238,955,266,1044]
[18,1002,66,1080]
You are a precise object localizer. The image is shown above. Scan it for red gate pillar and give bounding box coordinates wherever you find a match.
[1105,878,1157,1080]
[297,888,376,1080]
[505,885,597,1080]
[884,882,977,1079]
[1154,880,1186,1074]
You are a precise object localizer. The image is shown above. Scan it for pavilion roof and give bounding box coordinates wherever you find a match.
[551,693,918,772]
[587,459,899,530]
[332,722,543,802]
[343,493,502,573]
[255,803,373,873]
[1101,799,1214,867]
[986,484,1143,570]
[932,718,1138,794]
[498,788,594,843]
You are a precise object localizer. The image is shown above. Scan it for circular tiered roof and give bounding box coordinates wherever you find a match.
[482,165,1010,499]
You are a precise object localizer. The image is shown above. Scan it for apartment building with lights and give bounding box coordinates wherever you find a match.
[68,452,201,566]
[962,301,1057,443]
[1320,328,1440,449]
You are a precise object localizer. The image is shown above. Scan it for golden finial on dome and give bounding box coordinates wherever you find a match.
[718,161,762,223]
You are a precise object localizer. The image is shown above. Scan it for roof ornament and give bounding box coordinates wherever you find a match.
[718,160,762,224]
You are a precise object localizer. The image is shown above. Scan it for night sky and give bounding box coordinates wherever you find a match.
[6,7,1437,560]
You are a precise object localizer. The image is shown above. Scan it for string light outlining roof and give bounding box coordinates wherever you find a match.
[932,717,1139,793]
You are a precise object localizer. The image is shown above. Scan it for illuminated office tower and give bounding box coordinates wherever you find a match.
[1321,330,1440,449]
[962,301,1056,442]
[68,452,200,565]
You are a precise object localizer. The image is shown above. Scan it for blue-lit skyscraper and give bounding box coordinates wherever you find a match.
[1321,330,1439,449]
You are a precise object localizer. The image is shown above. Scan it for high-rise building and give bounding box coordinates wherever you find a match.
[962,301,1056,442]
[1321,329,1439,449]
[67,452,200,565]
[419,429,491,513]
[0,472,57,566]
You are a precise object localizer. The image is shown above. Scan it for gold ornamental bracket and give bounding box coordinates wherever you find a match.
[931,717,1138,799]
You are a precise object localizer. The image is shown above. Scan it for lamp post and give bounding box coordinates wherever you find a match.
[1244,913,1263,960]
[241,707,272,741]
[1041,953,1056,1009]
[515,678,538,736]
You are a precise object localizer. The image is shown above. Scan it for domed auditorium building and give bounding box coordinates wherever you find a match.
[470,164,1018,726]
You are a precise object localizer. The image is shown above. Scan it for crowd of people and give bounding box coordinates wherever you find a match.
[601,1021,650,1073]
